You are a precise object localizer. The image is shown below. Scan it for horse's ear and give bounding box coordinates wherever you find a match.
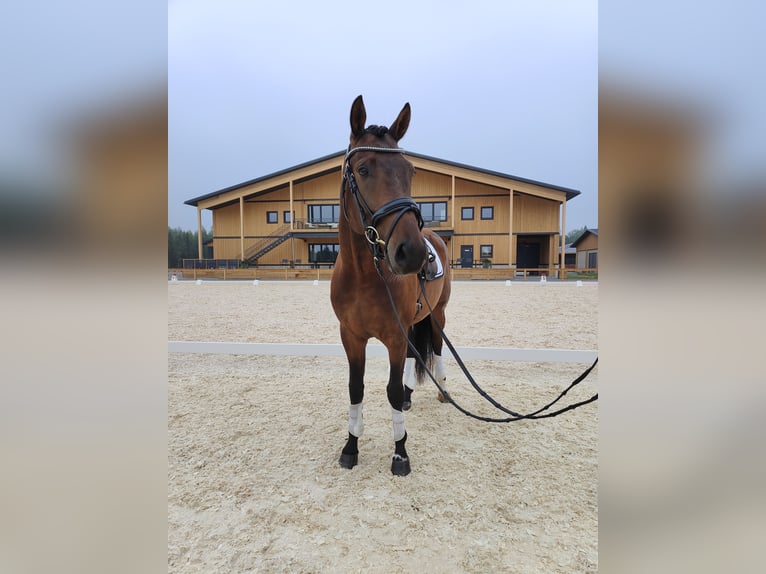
[389,102,411,142]
[350,95,367,138]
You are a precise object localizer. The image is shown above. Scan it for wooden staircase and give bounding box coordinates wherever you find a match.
[243,224,292,263]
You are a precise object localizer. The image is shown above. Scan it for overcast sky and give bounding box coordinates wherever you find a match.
[169,0,598,232]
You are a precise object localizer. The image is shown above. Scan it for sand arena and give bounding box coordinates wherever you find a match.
[168,280,598,573]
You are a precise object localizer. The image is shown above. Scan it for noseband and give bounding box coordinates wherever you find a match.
[342,146,424,264]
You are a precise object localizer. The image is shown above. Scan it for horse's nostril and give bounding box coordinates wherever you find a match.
[395,243,408,263]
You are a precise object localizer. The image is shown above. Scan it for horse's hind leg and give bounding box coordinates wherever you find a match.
[403,317,435,410]
[402,330,416,411]
[339,329,367,469]
[430,304,449,403]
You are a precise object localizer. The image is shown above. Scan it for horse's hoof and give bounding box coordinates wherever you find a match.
[391,455,411,476]
[437,392,447,403]
[339,452,358,469]
[403,387,413,411]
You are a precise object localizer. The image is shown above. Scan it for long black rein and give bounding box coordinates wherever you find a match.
[387,275,598,422]
[416,276,598,421]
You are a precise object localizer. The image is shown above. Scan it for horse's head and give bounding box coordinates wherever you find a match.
[343,95,427,275]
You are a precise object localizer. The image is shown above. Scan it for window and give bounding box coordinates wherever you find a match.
[461,207,474,220]
[308,204,340,224]
[481,206,494,220]
[266,211,278,224]
[480,244,494,259]
[309,243,340,263]
[418,202,448,223]
[283,210,292,224]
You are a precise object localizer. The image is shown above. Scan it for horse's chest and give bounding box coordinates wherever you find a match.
[332,279,421,338]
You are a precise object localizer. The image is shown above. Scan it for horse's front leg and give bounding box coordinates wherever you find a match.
[387,342,411,476]
[339,328,367,469]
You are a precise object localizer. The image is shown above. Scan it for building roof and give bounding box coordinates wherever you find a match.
[184,150,582,207]
[571,228,599,247]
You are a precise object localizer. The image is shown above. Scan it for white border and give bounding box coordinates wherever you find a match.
[168,341,597,363]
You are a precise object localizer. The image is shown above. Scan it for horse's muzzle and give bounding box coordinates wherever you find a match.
[389,237,427,275]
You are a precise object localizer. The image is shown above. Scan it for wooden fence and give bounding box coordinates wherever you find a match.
[169,267,597,281]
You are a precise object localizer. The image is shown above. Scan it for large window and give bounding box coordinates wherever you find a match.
[308,204,340,224]
[418,202,447,223]
[309,243,340,263]
[481,206,494,220]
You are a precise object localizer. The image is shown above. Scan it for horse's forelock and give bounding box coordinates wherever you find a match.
[364,125,389,137]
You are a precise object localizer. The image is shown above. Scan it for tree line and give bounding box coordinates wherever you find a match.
[565,226,590,244]
[168,227,212,267]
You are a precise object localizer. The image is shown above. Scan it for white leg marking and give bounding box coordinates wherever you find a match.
[391,408,406,442]
[348,402,364,437]
[435,353,447,391]
[403,357,417,390]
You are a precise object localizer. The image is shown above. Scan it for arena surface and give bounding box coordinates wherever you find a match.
[168,280,598,573]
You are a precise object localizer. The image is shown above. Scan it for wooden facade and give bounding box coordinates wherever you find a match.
[571,228,599,269]
[185,151,581,275]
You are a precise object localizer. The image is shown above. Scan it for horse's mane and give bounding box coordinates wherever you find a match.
[364,125,389,137]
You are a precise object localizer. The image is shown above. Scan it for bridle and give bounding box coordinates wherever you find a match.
[341,146,424,266]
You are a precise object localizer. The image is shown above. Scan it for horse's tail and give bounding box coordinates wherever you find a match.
[410,317,434,385]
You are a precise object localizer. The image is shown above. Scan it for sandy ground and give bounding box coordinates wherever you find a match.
[168,280,598,573]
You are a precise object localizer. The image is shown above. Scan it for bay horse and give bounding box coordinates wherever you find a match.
[330,95,451,476]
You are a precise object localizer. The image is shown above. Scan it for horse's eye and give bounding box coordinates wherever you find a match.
[358,165,369,177]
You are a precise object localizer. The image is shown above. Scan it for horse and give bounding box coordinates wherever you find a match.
[330,95,452,476]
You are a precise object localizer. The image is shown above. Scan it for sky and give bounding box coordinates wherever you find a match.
[599,0,766,190]
[168,0,598,233]
[0,1,166,193]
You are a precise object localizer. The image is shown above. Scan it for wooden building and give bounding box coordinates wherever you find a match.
[184,151,581,275]
[571,228,598,270]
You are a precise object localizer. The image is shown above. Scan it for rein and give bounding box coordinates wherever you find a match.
[415,276,598,421]
[342,146,424,264]
[380,275,597,422]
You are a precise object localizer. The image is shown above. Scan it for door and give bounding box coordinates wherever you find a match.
[517,241,541,270]
[588,251,598,269]
[460,245,473,268]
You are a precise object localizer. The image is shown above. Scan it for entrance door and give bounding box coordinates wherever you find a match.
[517,241,540,270]
[460,245,473,268]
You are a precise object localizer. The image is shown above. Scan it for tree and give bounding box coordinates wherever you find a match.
[566,226,589,244]
[168,226,211,267]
